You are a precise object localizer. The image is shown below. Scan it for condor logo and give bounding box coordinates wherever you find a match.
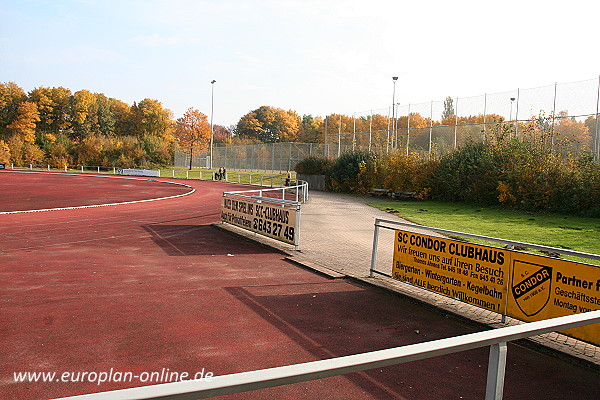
[511,260,552,317]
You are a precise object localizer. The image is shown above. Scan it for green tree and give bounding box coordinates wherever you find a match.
[442,96,455,119]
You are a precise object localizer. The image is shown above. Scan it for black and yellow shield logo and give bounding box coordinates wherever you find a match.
[511,260,552,317]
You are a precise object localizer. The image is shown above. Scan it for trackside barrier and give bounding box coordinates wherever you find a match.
[370,219,600,345]
[6,164,295,187]
[50,311,600,400]
[221,181,307,250]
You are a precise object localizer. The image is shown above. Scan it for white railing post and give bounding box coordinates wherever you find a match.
[370,220,381,278]
[47,164,50,171]
[186,170,189,179]
[485,342,507,400]
[200,170,203,180]
[81,166,84,172]
[172,169,175,178]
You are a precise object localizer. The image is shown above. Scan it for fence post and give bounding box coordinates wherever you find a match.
[81,166,84,172]
[97,166,100,173]
[200,171,203,180]
[186,170,189,179]
[47,165,50,171]
[30,164,32,170]
[172,169,175,178]
[595,75,600,160]
[64,165,67,172]
[369,220,381,278]
[485,342,507,400]
[113,167,116,174]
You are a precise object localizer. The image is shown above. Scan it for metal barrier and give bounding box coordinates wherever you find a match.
[221,180,308,250]
[51,310,600,400]
[224,179,308,204]
[369,219,600,280]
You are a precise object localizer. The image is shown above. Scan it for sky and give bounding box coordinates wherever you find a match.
[1,0,599,126]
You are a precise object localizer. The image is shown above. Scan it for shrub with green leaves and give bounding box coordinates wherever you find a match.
[294,156,333,175]
[326,150,376,193]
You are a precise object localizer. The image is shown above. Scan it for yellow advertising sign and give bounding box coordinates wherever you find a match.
[221,196,297,245]
[507,252,600,344]
[392,230,510,313]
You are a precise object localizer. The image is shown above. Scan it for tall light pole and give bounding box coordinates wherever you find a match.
[391,76,398,149]
[209,80,216,169]
[509,97,515,136]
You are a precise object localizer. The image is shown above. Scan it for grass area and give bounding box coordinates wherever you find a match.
[369,200,600,263]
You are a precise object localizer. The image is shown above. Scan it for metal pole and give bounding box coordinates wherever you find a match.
[294,204,301,251]
[369,110,372,151]
[406,103,411,155]
[338,115,341,157]
[352,113,356,151]
[483,93,487,142]
[392,76,398,150]
[551,82,557,150]
[595,75,600,159]
[324,116,328,158]
[485,342,507,400]
[209,80,216,169]
[386,106,391,154]
[428,101,433,157]
[454,97,458,150]
[369,221,380,278]
[515,88,520,136]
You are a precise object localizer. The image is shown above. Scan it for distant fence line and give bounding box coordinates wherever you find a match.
[328,76,600,158]
[175,143,334,172]
[175,76,600,171]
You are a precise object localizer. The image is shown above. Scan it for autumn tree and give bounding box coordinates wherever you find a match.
[174,108,211,169]
[236,106,300,143]
[0,82,27,139]
[297,115,324,143]
[7,101,40,143]
[0,140,10,163]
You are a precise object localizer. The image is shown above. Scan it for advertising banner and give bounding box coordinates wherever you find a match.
[391,229,600,345]
[508,252,600,344]
[221,196,297,245]
[118,168,159,177]
[392,230,510,313]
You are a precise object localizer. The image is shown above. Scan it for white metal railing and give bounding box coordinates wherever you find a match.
[50,311,600,400]
[370,219,600,278]
[224,179,309,204]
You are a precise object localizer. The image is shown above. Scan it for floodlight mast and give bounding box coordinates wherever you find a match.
[210,80,216,169]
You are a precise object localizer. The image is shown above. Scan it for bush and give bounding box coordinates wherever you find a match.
[294,156,333,175]
[326,150,376,193]
[434,142,498,204]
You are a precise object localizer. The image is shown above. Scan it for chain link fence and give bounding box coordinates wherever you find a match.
[175,143,337,172]
[176,77,600,171]
[328,77,600,158]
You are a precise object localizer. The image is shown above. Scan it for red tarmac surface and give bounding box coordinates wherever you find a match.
[0,171,598,399]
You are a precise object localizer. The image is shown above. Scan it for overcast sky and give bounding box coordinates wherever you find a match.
[2,0,599,126]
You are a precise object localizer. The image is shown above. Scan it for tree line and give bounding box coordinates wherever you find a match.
[1,82,596,168]
[0,82,232,167]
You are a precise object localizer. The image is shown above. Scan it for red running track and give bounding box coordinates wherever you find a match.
[0,172,598,400]
[0,171,191,212]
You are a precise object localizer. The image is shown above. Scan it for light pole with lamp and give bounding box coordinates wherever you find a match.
[209,80,216,170]
[509,97,515,135]
[391,76,398,149]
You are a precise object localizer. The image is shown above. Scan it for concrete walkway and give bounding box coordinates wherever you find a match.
[226,190,600,367]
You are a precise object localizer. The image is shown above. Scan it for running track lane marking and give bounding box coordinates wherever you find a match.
[0,171,196,215]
